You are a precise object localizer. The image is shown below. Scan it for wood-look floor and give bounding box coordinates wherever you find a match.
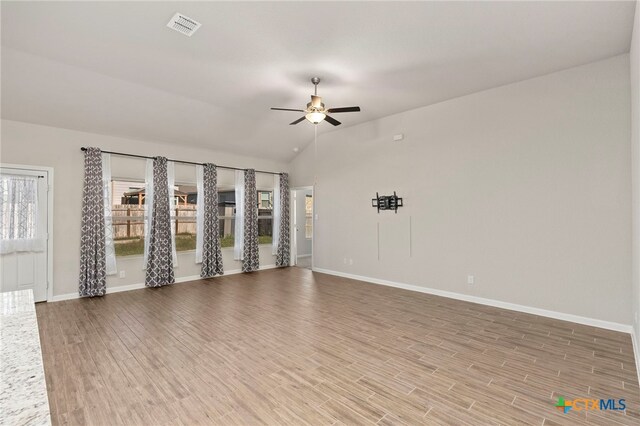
[36,268,640,425]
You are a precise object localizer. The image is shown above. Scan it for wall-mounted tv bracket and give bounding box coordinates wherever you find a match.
[372,191,403,213]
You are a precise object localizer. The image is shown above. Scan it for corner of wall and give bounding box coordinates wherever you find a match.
[630,0,640,374]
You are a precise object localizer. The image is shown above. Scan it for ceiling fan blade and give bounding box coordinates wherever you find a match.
[271,107,305,112]
[289,116,306,125]
[324,115,342,126]
[311,95,322,108]
[327,106,361,113]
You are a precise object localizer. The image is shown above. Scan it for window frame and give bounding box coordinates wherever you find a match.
[217,186,274,249]
[110,180,276,256]
[171,180,198,254]
[111,178,200,256]
[256,188,274,247]
[305,194,313,240]
[218,186,236,250]
[110,178,147,258]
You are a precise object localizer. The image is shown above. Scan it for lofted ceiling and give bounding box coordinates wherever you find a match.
[1,1,636,162]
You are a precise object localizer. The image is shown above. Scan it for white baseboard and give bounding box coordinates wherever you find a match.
[50,265,277,302]
[297,254,311,258]
[312,267,633,334]
[51,292,87,302]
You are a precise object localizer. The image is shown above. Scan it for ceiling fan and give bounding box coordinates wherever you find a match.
[271,77,361,126]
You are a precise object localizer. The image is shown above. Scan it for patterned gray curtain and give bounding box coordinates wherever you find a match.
[242,169,259,272]
[79,147,107,297]
[201,164,224,278]
[276,173,290,267]
[145,157,175,287]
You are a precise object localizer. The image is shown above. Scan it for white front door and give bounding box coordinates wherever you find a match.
[0,167,49,302]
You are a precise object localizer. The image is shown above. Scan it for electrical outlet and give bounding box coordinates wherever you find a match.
[119,270,126,279]
[467,275,474,285]
[349,259,353,265]
[343,257,347,264]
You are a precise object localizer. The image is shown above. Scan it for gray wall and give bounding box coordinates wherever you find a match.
[630,1,640,355]
[0,120,288,297]
[295,189,313,257]
[291,55,632,325]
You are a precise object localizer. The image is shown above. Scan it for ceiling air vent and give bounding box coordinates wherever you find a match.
[166,13,201,37]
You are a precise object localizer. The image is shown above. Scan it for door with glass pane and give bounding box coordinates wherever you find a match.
[0,167,49,302]
[292,187,313,270]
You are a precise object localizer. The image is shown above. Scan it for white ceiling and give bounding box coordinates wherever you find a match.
[1,1,636,162]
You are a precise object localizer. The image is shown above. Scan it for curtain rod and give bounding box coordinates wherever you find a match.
[80,147,283,175]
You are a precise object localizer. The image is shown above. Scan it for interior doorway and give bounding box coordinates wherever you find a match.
[0,164,53,302]
[291,187,313,270]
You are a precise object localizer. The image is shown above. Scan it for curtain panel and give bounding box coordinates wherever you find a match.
[143,159,155,266]
[102,154,117,275]
[233,170,245,260]
[0,175,45,254]
[196,164,223,277]
[242,169,259,272]
[79,147,107,297]
[275,173,290,267]
[144,157,175,287]
[167,161,178,267]
[272,174,281,256]
[196,165,205,263]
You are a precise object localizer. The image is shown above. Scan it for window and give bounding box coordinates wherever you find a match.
[259,191,272,209]
[173,185,197,252]
[111,181,271,255]
[218,188,273,248]
[0,174,41,254]
[219,189,236,248]
[257,190,273,245]
[111,180,197,256]
[305,194,313,239]
[0,175,38,240]
[111,180,146,256]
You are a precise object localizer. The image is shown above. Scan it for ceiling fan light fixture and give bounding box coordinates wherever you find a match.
[271,77,359,126]
[305,111,326,124]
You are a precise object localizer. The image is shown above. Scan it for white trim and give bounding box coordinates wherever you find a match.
[50,293,82,302]
[290,189,297,266]
[313,267,633,334]
[291,186,314,269]
[297,254,311,258]
[632,328,640,387]
[0,163,54,302]
[50,265,278,302]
